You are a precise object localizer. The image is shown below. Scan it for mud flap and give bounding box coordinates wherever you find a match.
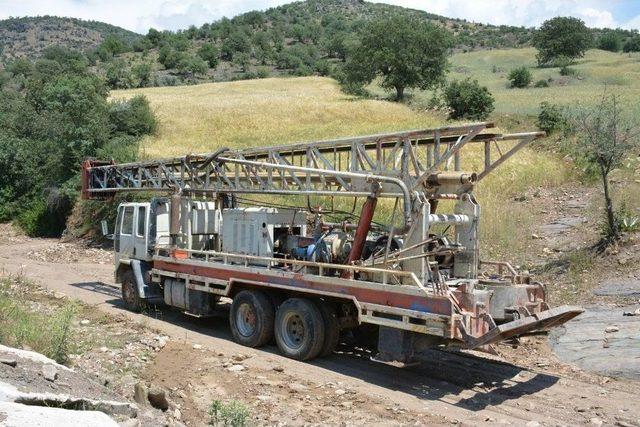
[462,305,584,349]
[130,260,163,304]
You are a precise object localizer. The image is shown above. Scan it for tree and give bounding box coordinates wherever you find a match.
[221,31,251,60]
[623,36,640,53]
[444,79,495,120]
[508,66,532,88]
[533,17,593,66]
[598,32,622,52]
[197,43,220,68]
[570,94,639,242]
[343,16,451,100]
[132,63,152,87]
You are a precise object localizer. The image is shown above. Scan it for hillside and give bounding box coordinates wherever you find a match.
[0,16,141,60]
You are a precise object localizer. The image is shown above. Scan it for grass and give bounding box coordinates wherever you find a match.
[0,275,77,364]
[112,75,572,261]
[447,48,640,115]
[112,77,443,159]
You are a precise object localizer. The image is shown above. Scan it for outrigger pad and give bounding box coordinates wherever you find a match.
[466,305,584,349]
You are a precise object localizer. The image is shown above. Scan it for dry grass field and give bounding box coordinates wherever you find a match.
[112,76,569,259]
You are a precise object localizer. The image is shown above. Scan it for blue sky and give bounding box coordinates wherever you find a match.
[1,0,639,34]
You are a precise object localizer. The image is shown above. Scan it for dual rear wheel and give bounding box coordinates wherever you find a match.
[229,290,340,361]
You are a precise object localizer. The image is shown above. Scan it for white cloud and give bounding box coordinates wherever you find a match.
[622,14,640,30]
[0,0,631,33]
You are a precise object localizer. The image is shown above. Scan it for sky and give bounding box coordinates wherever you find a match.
[0,0,639,34]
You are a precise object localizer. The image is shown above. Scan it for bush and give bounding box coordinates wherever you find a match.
[16,197,70,237]
[559,65,577,76]
[444,79,495,120]
[197,43,220,68]
[256,67,270,79]
[536,102,567,134]
[534,79,549,88]
[598,32,622,52]
[109,95,157,137]
[623,36,640,53]
[209,400,250,427]
[507,66,532,88]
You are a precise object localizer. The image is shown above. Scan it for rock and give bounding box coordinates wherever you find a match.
[256,395,272,402]
[148,388,169,411]
[120,419,141,427]
[0,358,17,367]
[100,346,109,352]
[174,408,182,420]
[288,382,308,393]
[134,382,148,405]
[335,389,347,396]
[232,353,250,362]
[590,418,603,426]
[531,233,541,239]
[80,319,91,326]
[525,422,540,427]
[227,364,246,372]
[604,326,619,333]
[42,364,58,382]
[272,366,284,372]
[341,401,353,408]
[192,344,203,350]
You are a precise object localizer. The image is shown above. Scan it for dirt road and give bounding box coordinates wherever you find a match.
[1,228,639,426]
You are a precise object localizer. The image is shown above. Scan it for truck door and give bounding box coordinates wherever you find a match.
[134,205,149,259]
[118,205,135,258]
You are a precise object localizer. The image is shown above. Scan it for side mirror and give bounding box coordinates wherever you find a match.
[101,220,114,240]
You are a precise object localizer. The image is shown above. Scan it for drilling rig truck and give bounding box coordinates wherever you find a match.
[82,122,582,363]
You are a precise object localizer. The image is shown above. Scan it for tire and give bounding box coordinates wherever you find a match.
[230,290,275,348]
[317,301,340,358]
[275,298,325,361]
[121,270,143,312]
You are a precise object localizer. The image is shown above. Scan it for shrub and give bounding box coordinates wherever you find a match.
[623,36,640,53]
[536,102,567,134]
[16,198,70,237]
[559,65,577,76]
[444,79,495,120]
[508,66,532,88]
[256,67,270,79]
[598,32,622,52]
[197,43,220,68]
[209,400,250,427]
[534,79,549,88]
[109,95,157,137]
[177,55,208,77]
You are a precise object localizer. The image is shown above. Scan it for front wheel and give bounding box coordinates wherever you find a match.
[275,298,325,361]
[121,270,143,312]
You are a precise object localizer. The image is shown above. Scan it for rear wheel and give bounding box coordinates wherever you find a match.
[275,298,325,361]
[230,290,275,348]
[318,301,340,358]
[121,270,143,312]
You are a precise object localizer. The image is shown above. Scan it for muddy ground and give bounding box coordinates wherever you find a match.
[0,183,639,426]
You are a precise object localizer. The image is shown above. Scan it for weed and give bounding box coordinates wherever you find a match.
[0,276,78,364]
[209,399,250,427]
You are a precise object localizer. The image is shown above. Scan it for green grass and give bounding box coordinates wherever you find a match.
[0,275,77,364]
[446,48,640,115]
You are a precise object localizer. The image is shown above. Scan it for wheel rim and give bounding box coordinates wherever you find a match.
[236,302,257,337]
[123,281,136,306]
[281,312,305,350]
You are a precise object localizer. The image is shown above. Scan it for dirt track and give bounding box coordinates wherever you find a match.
[1,228,639,426]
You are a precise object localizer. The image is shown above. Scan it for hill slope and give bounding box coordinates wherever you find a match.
[0,16,141,60]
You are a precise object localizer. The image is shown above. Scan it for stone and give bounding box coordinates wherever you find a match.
[525,422,540,427]
[120,419,141,427]
[232,353,250,362]
[42,364,58,382]
[0,358,17,367]
[335,389,347,396]
[192,344,203,350]
[227,364,246,372]
[148,388,169,411]
[272,366,284,372]
[80,319,91,326]
[134,382,148,405]
[590,418,603,426]
[604,326,619,333]
[288,382,308,393]
[174,408,182,420]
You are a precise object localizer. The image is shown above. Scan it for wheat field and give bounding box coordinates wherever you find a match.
[112,76,569,259]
